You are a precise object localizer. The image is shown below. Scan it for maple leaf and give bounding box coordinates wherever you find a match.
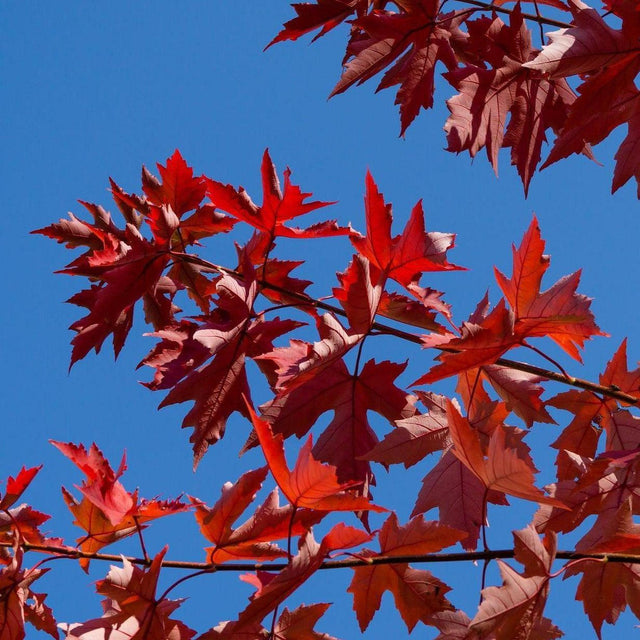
[259,358,416,488]
[176,202,236,246]
[258,313,363,395]
[444,7,577,194]
[561,502,640,638]
[348,513,462,631]
[0,467,41,511]
[0,548,58,640]
[350,172,461,288]
[248,405,385,513]
[414,299,518,386]
[141,149,206,218]
[549,340,640,465]
[494,216,604,360]
[205,149,346,240]
[0,505,56,552]
[364,391,450,468]
[273,603,337,640]
[238,525,371,626]
[446,401,565,508]
[411,450,508,551]
[471,528,561,639]
[64,548,195,640]
[147,271,302,464]
[35,208,171,366]
[524,1,640,194]
[268,0,375,46]
[192,467,322,563]
[431,609,480,640]
[330,0,460,134]
[53,441,188,569]
[333,254,382,334]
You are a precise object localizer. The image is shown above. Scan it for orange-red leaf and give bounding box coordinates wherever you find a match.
[248,405,385,513]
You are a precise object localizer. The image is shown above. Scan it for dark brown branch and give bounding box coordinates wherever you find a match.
[170,251,638,406]
[455,0,573,29]
[5,541,638,570]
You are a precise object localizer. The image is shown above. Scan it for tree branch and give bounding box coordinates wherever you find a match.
[454,0,573,29]
[4,540,637,570]
[170,251,638,406]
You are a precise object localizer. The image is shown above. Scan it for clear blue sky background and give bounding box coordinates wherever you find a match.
[3,2,640,638]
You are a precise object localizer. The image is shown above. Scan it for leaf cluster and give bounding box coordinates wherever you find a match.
[11,146,639,639]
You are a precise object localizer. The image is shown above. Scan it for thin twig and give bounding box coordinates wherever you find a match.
[455,0,572,29]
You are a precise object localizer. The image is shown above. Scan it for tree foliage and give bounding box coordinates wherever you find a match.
[6,1,640,639]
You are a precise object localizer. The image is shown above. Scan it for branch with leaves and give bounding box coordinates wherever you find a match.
[7,147,636,639]
[271,0,640,197]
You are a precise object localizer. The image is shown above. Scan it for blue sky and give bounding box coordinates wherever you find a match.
[3,2,640,638]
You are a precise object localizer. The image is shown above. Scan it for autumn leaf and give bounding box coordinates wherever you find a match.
[248,405,385,513]
[145,270,302,464]
[525,1,640,194]
[350,172,461,288]
[205,149,346,240]
[273,603,337,640]
[259,358,416,487]
[0,548,58,640]
[330,0,459,134]
[446,401,565,508]
[268,0,372,46]
[348,513,463,631]
[494,216,604,360]
[141,149,206,218]
[63,548,195,640]
[258,313,363,395]
[0,467,41,511]
[414,299,518,386]
[53,441,188,569]
[192,467,322,563]
[444,7,576,194]
[471,528,560,640]
[238,525,371,626]
[364,391,449,468]
[412,450,508,551]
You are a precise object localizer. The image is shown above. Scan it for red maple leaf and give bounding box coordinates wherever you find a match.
[471,527,560,639]
[34,208,171,366]
[414,299,518,385]
[205,149,346,240]
[192,467,322,563]
[53,441,188,569]
[268,0,376,46]
[259,358,416,488]
[63,548,195,640]
[494,215,605,360]
[0,467,41,511]
[0,548,58,640]
[525,1,640,194]
[330,0,459,134]
[348,513,463,631]
[238,525,371,626]
[412,449,508,551]
[248,405,386,513]
[445,7,578,194]
[145,271,302,464]
[350,172,461,288]
[446,401,565,508]
[141,149,206,218]
[364,391,450,468]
